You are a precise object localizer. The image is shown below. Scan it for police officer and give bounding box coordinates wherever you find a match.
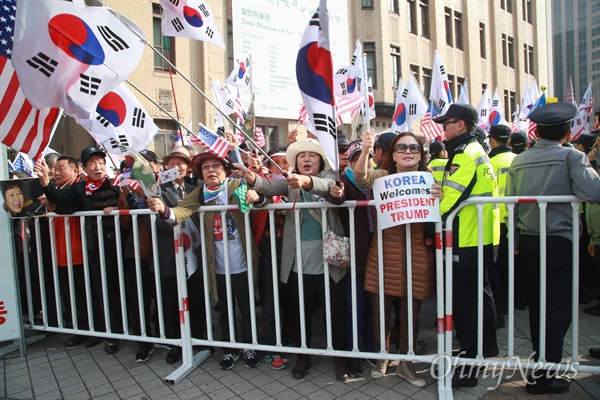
[506,103,600,395]
[428,141,448,185]
[433,104,499,387]
[487,125,516,328]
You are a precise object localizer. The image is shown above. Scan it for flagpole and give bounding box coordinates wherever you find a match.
[145,44,276,165]
[362,53,371,131]
[34,109,65,162]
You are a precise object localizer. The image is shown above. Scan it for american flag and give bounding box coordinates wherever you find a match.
[112,172,141,191]
[253,127,265,148]
[190,126,232,159]
[0,0,61,160]
[298,104,308,125]
[510,108,520,133]
[420,101,444,142]
[335,96,364,126]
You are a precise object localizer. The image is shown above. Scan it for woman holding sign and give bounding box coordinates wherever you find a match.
[353,130,442,387]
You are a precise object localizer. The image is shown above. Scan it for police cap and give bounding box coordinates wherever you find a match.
[529,102,578,126]
[432,104,478,126]
[488,125,511,140]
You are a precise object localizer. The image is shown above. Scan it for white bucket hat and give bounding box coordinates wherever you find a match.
[286,138,332,173]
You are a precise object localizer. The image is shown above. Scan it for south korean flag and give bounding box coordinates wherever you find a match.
[160,0,226,49]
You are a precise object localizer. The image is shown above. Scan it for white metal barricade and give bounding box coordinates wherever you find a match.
[442,195,600,396]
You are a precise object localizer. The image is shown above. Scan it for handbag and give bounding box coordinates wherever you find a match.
[323,229,351,268]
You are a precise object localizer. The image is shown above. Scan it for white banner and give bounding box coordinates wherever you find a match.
[232,0,349,119]
[373,172,441,229]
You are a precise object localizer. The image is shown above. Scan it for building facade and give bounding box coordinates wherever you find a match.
[552,0,600,123]
[51,0,552,160]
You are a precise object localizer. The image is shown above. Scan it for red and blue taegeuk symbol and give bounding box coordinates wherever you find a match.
[96,92,127,127]
[183,6,203,28]
[48,14,105,66]
[237,62,247,79]
[368,95,374,108]
[393,103,407,126]
[346,77,357,94]
[296,42,334,105]
[488,110,501,127]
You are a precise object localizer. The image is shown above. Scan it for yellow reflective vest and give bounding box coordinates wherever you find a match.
[428,158,448,185]
[489,146,516,223]
[440,136,499,269]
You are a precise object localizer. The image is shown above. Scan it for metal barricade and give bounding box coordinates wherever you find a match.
[442,195,600,395]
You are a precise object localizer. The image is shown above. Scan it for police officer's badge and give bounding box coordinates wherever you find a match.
[449,163,460,175]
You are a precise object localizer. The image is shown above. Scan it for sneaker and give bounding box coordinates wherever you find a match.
[64,335,85,348]
[242,349,259,368]
[104,341,119,355]
[135,345,154,363]
[371,359,388,380]
[397,361,426,388]
[220,352,239,370]
[264,354,286,370]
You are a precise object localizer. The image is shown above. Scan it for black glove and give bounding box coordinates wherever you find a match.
[126,192,144,209]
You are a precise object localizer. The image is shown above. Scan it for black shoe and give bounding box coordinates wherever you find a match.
[515,299,527,310]
[348,358,362,378]
[64,335,85,348]
[584,304,600,316]
[83,337,102,348]
[166,347,182,364]
[452,374,478,388]
[104,340,119,355]
[589,348,600,359]
[135,344,154,363]
[335,357,349,382]
[525,377,569,395]
[292,355,311,379]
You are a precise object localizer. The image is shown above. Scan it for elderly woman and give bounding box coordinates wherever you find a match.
[354,130,442,387]
[236,138,350,382]
[148,151,263,371]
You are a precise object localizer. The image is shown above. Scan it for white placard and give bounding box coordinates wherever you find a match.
[373,171,441,229]
[232,0,349,119]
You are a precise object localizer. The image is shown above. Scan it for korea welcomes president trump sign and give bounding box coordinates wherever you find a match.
[373,172,441,229]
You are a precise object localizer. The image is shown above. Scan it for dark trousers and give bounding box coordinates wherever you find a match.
[89,233,123,334]
[216,272,252,353]
[345,273,375,352]
[258,237,283,347]
[124,259,155,349]
[489,224,509,315]
[160,269,206,341]
[58,265,99,330]
[371,293,421,354]
[286,271,347,350]
[520,235,572,363]
[453,268,497,358]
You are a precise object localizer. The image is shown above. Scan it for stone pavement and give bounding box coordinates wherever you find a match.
[1,298,599,400]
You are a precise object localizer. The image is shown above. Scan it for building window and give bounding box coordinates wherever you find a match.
[391,46,401,89]
[454,11,463,50]
[502,33,515,68]
[389,0,399,14]
[408,0,417,34]
[523,44,534,75]
[504,90,517,118]
[153,3,176,72]
[479,22,486,59]
[523,0,533,24]
[153,119,178,158]
[362,0,374,10]
[364,42,377,87]
[447,74,455,100]
[445,8,453,47]
[501,0,513,13]
[262,126,279,150]
[419,0,430,39]
[422,67,432,99]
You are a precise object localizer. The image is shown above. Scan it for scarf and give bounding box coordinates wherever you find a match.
[85,176,107,196]
[203,179,228,203]
[345,167,366,194]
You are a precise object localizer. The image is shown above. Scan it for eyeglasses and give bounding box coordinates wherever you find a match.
[394,144,422,154]
[201,162,224,171]
[442,119,461,128]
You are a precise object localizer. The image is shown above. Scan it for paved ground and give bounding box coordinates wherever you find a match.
[1,297,600,400]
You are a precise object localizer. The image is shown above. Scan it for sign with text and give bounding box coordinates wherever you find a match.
[373,172,441,229]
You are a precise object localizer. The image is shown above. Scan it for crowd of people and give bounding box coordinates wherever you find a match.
[4,101,600,394]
